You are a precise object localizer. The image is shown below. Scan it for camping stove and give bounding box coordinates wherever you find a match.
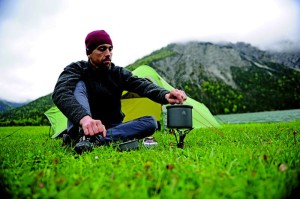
[166,105,193,148]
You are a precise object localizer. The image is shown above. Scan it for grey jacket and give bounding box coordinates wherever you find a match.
[52,61,169,127]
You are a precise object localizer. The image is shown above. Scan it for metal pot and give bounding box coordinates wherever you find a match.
[167,105,193,128]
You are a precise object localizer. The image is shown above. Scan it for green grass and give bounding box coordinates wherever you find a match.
[1,121,300,199]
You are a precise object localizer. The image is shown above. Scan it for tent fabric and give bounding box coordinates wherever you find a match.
[45,65,220,138]
[121,98,161,122]
[44,106,68,138]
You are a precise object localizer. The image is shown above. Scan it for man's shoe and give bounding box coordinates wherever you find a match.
[62,134,71,146]
[62,133,79,147]
[74,136,93,154]
[92,134,107,146]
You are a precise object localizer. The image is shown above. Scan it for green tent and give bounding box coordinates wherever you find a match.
[45,65,220,138]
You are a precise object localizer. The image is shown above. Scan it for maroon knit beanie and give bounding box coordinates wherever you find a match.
[85,30,113,55]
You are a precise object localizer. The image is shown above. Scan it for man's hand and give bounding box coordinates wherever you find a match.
[165,89,187,104]
[79,115,107,137]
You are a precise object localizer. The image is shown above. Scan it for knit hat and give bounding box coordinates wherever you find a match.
[85,30,113,55]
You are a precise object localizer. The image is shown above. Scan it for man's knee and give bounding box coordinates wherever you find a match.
[142,116,158,131]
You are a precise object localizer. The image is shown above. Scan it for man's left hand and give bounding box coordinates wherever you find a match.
[165,89,187,104]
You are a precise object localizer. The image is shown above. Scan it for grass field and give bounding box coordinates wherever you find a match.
[0,120,299,198]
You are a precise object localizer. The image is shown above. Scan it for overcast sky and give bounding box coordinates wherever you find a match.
[0,0,299,103]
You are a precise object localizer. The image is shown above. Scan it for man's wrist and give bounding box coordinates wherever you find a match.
[79,115,91,125]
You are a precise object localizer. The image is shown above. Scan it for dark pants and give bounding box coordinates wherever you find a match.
[67,81,157,142]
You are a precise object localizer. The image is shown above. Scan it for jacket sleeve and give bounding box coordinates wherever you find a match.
[121,68,170,104]
[52,62,89,125]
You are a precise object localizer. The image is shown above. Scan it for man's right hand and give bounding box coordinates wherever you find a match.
[79,115,107,137]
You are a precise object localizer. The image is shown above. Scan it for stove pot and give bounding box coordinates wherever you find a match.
[167,105,193,128]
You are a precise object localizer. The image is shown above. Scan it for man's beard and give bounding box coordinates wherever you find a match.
[91,59,111,70]
[100,58,111,67]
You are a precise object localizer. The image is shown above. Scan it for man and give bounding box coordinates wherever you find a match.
[52,30,187,154]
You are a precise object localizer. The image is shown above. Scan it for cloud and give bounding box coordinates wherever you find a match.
[0,0,299,102]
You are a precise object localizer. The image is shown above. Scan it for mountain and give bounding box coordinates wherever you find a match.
[227,42,300,70]
[0,94,53,126]
[0,100,26,112]
[0,41,299,126]
[127,42,300,114]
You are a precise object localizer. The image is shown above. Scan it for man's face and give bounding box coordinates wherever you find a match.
[88,44,113,69]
